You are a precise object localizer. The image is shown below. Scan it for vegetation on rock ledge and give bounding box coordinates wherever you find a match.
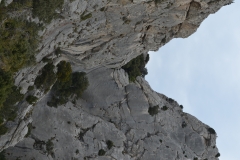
[0,150,6,160]
[0,0,65,135]
[0,0,41,133]
[148,105,159,116]
[32,0,64,23]
[0,85,24,135]
[122,54,149,82]
[47,61,89,107]
[35,62,57,93]
[26,95,38,104]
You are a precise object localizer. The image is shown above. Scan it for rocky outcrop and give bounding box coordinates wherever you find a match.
[4,67,219,160]
[0,0,232,159]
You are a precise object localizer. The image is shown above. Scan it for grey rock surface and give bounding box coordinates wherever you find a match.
[5,67,219,160]
[0,0,232,159]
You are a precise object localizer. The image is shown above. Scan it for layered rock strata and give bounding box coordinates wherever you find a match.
[0,0,232,159]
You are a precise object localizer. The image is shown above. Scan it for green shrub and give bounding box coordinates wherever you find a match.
[0,117,3,124]
[122,54,148,82]
[47,96,62,108]
[26,95,38,104]
[145,54,150,63]
[155,0,160,3]
[161,106,168,111]
[208,128,216,134]
[57,61,72,82]
[98,149,106,156]
[182,121,187,128]
[48,71,89,107]
[0,0,41,137]
[0,0,32,21]
[81,13,92,21]
[35,62,57,92]
[0,1,6,20]
[5,0,33,11]
[0,0,40,123]
[215,153,220,158]
[0,86,24,121]
[78,130,87,142]
[0,150,6,160]
[0,0,40,73]
[148,105,159,116]
[32,0,64,23]
[106,140,114,150]
[55,47,61,55]
[100,7,105,11]
[122,16,131,24]
[167,98,175,103]
[42,57,52,63]
[0,18,39,72]
[46,139,54,157]
[0,125,8,135]
[28,85,34,91]
[25,123,32,137]
[71,72,89,97]
[0,69,13,109]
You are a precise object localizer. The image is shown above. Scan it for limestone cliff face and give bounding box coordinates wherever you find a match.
[0,0,232,159]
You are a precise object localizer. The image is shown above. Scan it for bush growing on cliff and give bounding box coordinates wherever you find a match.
[48,72,89,107]
[0,150,6,160]
[3,0,33,12]
[1,86,24,121]
[26,95,38,104]
[0,0,43,136]
[57,61,72,82]
[35,62,57,92]
[0,0,31,20]
[55,47,61,56]
[46,139,54,156]
[0,18,39,72]
[0,69,13,109]
[208,127,216,134]
[122,54,149,82]
[215,153,220,158]
[0,86,24,135]
[155,0,162,4]
[0,0,40,120]
[32,0,64,23]
[28,85,34,91]
[0,125,8,135]
[148,105,159,116]
[106,140,114,149]
[161,105,168,111]
[0,0,40,72]
[70,72,89,97]
[0,15,39,121]
[81,12,92,21]
[48,61,89,107]
[98,149,106,156]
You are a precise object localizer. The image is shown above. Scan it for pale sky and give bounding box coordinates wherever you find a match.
[146,1,240,160]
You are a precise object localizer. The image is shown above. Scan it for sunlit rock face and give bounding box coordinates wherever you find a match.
[0,0,232,159]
